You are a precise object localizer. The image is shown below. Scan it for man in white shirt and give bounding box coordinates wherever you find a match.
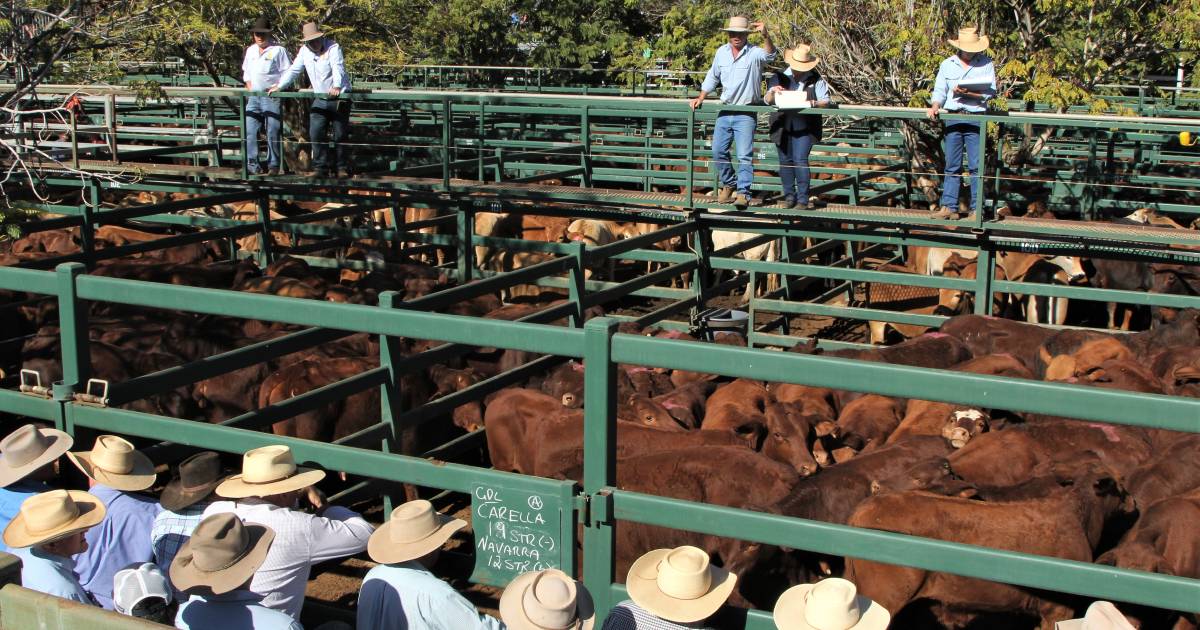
[203,445,372,620]
[269,22,353,178]
[242,17,290,176]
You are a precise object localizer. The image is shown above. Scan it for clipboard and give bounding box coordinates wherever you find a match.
[955,80,993,92]
[774,90,811,110]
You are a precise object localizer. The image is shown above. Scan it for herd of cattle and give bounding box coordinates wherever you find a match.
[1,190,1199,629]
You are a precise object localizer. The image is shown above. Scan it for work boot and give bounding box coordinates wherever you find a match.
[733,192,749,209]
[266,167,280,176]
[717,187,735,204]
[782,195,797,209]
[932,206,957,220]
[795,201,810,211]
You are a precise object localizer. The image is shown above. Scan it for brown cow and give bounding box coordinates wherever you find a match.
[762,401,821,476]
[1123,434,1200,509]
[428,365,485,433]
[702,379,772,448]
[1149,346,1200,397]
[1098,489,1200,579]
[835,394,904,453]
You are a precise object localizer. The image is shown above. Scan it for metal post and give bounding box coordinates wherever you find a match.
[378,290,405,517]
[478,102,486,182]
[239,93,249,180]
[457,203,474,283]
[52,264,90,415]
[643,116,653,192]
[256,192,274,266]
[80,179,98,270]
[582,317,619,617]
[105,94,118,163]
[973,247,994,315]
[568,241,586,327]
[442,96,452,190]
[69,107,79,170]
[686,106,696,207]
[581,105,592,187]
[972,118,987,228]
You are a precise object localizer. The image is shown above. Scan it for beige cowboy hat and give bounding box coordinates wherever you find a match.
[500,569,596,630]
[785,45,820,72]
[722,16,752,34]
[2,489,105,549]
[0,424,72,488]
[67,435,156,492]
[300,22,324,42]
[367,499,465,564]
[1056,601,1136,630]
[948,27,989,53]
[170,512,275,596]
[216,445,325,499]
[773,578,890,630]
[626,546,737,623]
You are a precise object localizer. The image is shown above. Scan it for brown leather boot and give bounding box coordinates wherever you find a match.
[717,187,734,204]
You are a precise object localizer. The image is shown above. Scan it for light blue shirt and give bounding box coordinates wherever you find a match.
[0,480,48,554]
[357,562,505,630]
[276,39,352,94]
[72,485,161,610]
[176,591,303,630]
[242,43,291,91]
[700,43,776,105]
[767,69,831,102]
[13,546,94,605]
[930,53,997,113]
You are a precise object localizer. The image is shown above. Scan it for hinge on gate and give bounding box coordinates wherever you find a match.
[586,489,613,527]
[593,136,604,146]
[73,379,110,407]
[18,370,51,399]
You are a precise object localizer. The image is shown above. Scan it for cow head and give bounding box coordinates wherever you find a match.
[1045,255,1087,284]
[870,459,977,498]
[622,397,687,431]
[763,405,820,477]
[941,408,990,449]
[429,365,485,433]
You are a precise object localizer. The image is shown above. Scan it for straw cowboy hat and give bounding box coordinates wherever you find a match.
[159,451,225,512]
[67,435,156,492]
[300,22,324,42]
[500,569,596,630]
[785,45,820,73]
[367,499,466,564]
[773,578,890,630]
[2,489,105,549]
[216,445,325,499]
[249,16,273,34]
[0,424,72,488]
[170,513,275,596]
[722,16,752,34]
[949,27,989,53]
[1056,602,1136,630]
[626,545,737,623]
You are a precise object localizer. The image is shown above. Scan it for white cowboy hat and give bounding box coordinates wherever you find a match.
[626,546,737,623]
[215,445,326,499]
[785,45,820,72]
[948,27,989,53]
[0,424,72,488]
[774,578,890,630]
[366,499,466,564]
[67,434,156,492]
[1056,602,1136,630]
[2,489,105,549]
[170,513,275,596]
[722,16,752,33]
[500,569,596,630]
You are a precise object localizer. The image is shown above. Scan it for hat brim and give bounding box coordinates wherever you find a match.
[367,514,466,564]
[215,468,326,499]
[772,584,891,630]
[626,548,737,624]
[0,429,72,488]
[159,476,224,512]
[170,523,275,596]
[1054,621,1085,630]
[722,27,751,33]
[2,490,105,549]
[250,28,272,33]
[301,31,325,42]
[67,449,156,492]
[500,570,596,630]
[786,57,820,72]
[949,36,989,53]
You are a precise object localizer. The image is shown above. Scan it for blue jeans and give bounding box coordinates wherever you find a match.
[940,121,982,210]
[778,132,816,202]
[245,96,281,172]
[713,112,756,194]
[310,98,352,172]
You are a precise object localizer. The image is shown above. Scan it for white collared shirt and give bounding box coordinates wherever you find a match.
[276,39,352,94]
[202,498,373,619]
[242,43,291,91]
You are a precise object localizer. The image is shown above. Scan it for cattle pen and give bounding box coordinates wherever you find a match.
[1,82,1199,628]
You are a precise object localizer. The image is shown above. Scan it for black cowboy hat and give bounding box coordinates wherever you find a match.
[250,16,273,34]
[160,451,225,512]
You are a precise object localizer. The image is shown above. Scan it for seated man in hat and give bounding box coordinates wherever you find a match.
[268,22,353,178]
[204,445,372,619]
[0,423,73,552]
[357,499,503,629]
[3,489,106,603]
[171,512,302,629]
[500,568,595,630]
[689,15,776,209]
[925,26,997,220]
[772,577,890,630]
[602,545,737,630]
[242,16,291,176]
[68,434,162,610]
[152,451,225,599]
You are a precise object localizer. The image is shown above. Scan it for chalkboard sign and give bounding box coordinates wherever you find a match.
[469,483,563,586]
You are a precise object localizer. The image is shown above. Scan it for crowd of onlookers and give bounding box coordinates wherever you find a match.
[0,423,1135,629]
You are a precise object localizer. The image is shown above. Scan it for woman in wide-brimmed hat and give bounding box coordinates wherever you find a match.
[773,577,890,630]
[0,424,73,552]
[766,44,833,211]
[358,499,505,629]
[925,26,997,220]
[3,489,105,604]
[602,545,738,629]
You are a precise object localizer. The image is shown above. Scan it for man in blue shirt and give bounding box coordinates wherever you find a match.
[269,22,353,179]
[691,16,776,209]
[0,424,72,553]
[4,489,106,604]
[242,16,290,176]
[926,27,997,220]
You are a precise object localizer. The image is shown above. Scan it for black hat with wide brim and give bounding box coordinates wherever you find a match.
[250,16,273,34]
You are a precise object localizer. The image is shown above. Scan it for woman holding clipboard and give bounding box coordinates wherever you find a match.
[766,45,831,210]
[926,27,997,219]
